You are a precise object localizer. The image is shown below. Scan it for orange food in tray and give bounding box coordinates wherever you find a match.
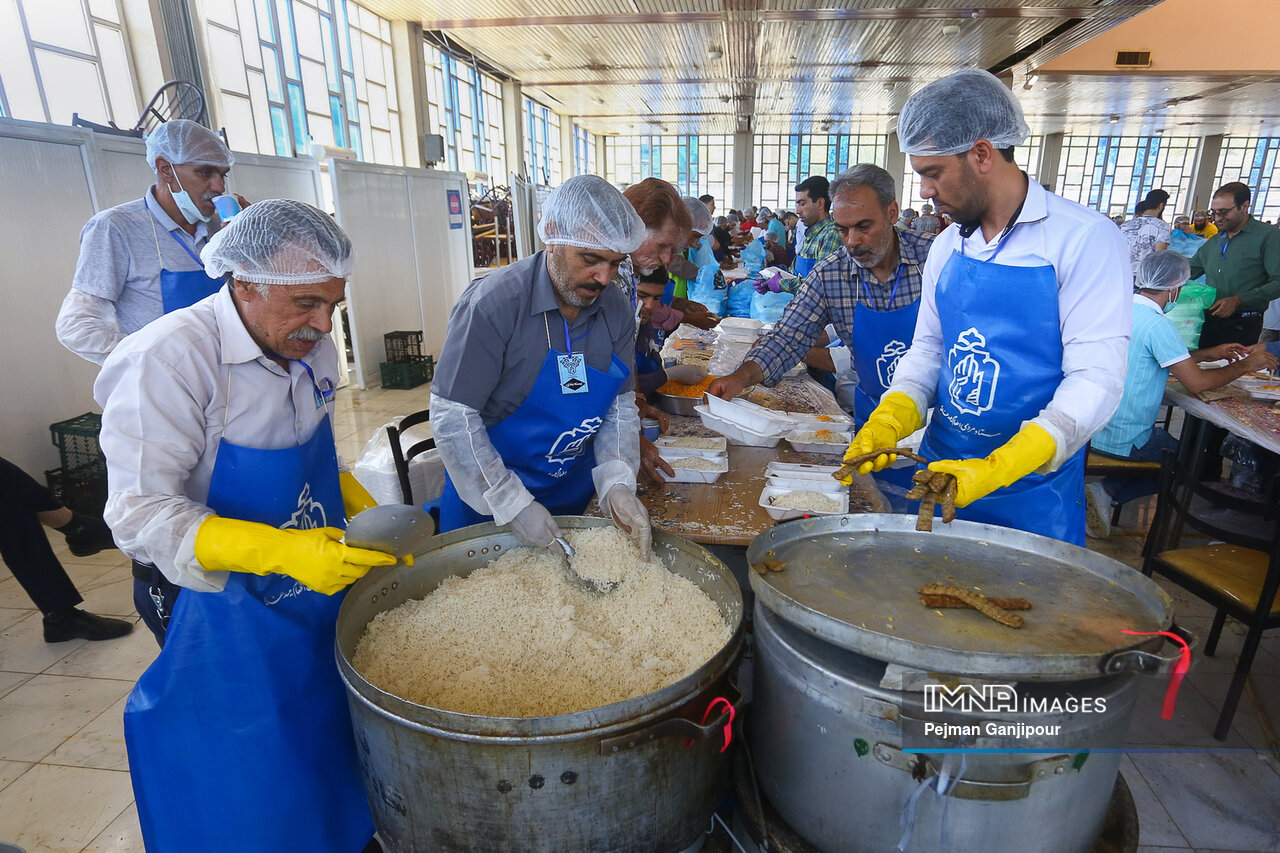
[655,375,717,397]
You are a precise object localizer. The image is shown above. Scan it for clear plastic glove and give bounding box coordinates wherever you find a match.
[340,471,378,518]
[193,517,396,595]
[604,484,652,561]
[927,423,1056,507]
[664,364,708,385]
[510,501,561,548]
[840,392,923,481]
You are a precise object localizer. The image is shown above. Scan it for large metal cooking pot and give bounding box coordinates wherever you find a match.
[743,515,1190,853]
[336,517,744,853]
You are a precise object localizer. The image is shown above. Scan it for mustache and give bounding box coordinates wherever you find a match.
[289,327,325,342]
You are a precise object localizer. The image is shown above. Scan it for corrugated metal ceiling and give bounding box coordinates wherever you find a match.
[364,0,1280,137]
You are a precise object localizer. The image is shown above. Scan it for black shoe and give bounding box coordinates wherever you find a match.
[61,513,117,557]
[43,608,134,642]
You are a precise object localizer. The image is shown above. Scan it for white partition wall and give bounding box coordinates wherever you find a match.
[330,160,473,388]
[0,116,331,474]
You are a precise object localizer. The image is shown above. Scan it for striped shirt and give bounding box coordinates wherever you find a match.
[793,216,842,272]
[1092,295,1189,455]
[747,228,935,385]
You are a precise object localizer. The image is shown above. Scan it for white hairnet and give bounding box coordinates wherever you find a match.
[682,196,713,235]
[898,69,1030,156]
[145,119,234,172]
[1136,250,1190,291]
[537,175,645,254]
[203,199,353,285]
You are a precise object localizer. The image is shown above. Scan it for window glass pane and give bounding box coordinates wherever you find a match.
[287,80,308,152]
[86,0,119,23]
[0,0,46,121]
[269,104,291,155]
[307,109,334,145]
[247,69,275,154]
[299,57,328,113]
[220,92,257,153]
[95,24,137,124]
[36,49,106,123]
[233,0,260,46]
[254,0,274,40]
[22,0,93,53]
[262,45,283,101]
[320,16,338,90]
[208,26,249,95]
[201,0,239,30]
[275,0,300,77]
[292,2,323,59]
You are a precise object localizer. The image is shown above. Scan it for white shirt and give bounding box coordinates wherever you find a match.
[889,178,1133,470]
[94,287,341,592]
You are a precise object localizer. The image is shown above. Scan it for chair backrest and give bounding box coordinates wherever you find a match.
[386,409,435,505]
[1144,447,1277,560]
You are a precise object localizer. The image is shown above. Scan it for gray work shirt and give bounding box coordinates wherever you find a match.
[433,250,637,425]
[70,188,218,335]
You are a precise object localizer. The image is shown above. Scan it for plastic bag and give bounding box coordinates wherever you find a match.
[726,279,755,317]
[687,265,728,315]
[1163,279,1215,350]
[741,239,767,275]
[708,338,754,376]
[353,417,446,507]
[751,289,794,323]
[1221,434,1264,492]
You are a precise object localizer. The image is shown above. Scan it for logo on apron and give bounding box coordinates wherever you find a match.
[875,339,910,388]
[947,327,1001,416]
[280,482,329,531]
[546,415,605,469]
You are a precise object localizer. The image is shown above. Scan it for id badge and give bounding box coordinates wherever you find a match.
[557,353,589,394]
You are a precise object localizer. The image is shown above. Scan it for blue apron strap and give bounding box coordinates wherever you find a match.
[166,227,206,267]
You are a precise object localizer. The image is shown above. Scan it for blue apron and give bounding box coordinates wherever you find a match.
[916,234,1086,545]
[124,365,373,853]
[150,213,224,313]
[850,266,921,503]
[439,314,631,531]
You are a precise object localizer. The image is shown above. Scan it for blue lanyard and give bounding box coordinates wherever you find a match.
[1220,236,1231,259]
[860,263,904,309]
[165,227,204,267]
[266,352,334,410]
[561,316,589,354]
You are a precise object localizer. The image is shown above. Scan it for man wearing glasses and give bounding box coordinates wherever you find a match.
[1190,181,1280,347]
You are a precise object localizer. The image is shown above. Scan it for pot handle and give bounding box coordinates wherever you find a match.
[1101,622,1198,675]
[598,681,741,756]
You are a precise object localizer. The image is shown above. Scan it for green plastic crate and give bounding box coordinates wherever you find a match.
[45,462,108,517]
[380,356,434,389]
[49,412,104,472]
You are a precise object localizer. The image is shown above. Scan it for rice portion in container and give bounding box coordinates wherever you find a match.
[769,489,843,513]
[351,526,731,717]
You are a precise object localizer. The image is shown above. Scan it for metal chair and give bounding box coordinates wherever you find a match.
[1140,447,1280,740]
[72,80,206,137]
[386,410,435,505]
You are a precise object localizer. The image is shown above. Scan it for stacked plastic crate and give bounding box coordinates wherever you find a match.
[44,413,108,516]
[379,331,435,389]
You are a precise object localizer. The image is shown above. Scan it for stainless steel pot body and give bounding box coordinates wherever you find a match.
[336,518,744,853]
[750,604,1138,853]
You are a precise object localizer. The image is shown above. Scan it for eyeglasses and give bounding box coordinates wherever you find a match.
[1209,205,1240,218]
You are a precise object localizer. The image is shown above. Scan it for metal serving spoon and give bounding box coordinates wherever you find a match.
[554,535,619,595]
[345,505,435,563]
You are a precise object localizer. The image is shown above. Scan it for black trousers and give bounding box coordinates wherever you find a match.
[1198,312,1263,348]
[0,455,82,615]
[132,562,182,647]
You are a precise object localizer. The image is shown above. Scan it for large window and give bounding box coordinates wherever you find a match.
[899,137,1042,209]
[523,96,561,186]
[0,0,138,127]
[423,46,505,184]
[603,135,734,205]
[753,134,885,210]
[573,123,597,176]
[1213,137,1280,221]
[1055,136,1198,218]
[197,0,401,164]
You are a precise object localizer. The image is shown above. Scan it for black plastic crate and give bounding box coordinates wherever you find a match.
[384,331,425,364]
[380,356,434,389]
[45,463,108,517]
[49,412,104,472]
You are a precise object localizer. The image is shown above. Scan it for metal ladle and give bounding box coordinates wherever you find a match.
[554,535,619,595]
[345,505,436,563]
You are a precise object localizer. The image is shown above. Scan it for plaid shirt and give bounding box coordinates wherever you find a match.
[748,228,935,385]
[792,216,843,272]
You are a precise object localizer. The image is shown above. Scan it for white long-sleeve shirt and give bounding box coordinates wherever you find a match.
[888,179,1133,470]
[94,287,341,592]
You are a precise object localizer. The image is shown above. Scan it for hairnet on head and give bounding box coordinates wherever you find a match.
[538,175,645,254]
[901,208,918,219]
[713,216,729,229]
[145,119,234,172]
[898,69,1029,156]
[203,199,353,285]
[1136,250,1190,291]
[681,196,713,235]
[758,206,773,218]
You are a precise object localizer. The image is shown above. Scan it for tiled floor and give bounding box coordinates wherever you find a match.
[1,383,1277,852]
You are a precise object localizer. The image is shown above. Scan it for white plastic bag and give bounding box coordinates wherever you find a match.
[353,417,446,507]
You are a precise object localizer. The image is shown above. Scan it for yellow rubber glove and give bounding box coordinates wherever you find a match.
[340,471,378,518]
[840,392,924,483]
[194,516,397,595]
[926,423,1056,508]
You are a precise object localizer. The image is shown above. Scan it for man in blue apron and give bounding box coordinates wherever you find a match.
[792,175,842,277]
[57,119,238,365]
[842,69,1132,545]
[431,175,654,558]
[95,200,393,852]
[708,165,933,506]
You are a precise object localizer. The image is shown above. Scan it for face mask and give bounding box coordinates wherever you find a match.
[168,170,211,224]
[1163,290,1181,313]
